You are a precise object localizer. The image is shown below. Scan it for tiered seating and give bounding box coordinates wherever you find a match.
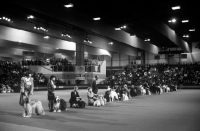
[0,60,66,93]
[101,62,200,86]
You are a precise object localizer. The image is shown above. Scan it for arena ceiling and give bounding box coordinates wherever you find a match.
[0,0,199,59]
[63,0,200,46]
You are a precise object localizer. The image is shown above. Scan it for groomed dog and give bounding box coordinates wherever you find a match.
[109,90,119,102]
[99,94,106,106]
[122,93,129,101]
[77,100,86,108]
[141,87,146,95]
[146,88,151,95]
[93,95,101,107]
[26,100,45,116]
[54,96,68,112]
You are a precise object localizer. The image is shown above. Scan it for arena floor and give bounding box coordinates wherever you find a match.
[0,89,200,131]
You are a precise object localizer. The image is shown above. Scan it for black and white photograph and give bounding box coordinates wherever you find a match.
[0,0,200,131]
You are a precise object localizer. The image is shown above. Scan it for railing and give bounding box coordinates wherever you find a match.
[85,65,100,72]
[21,60,101,72]
[51,65,100,72]
[52,65,75,72]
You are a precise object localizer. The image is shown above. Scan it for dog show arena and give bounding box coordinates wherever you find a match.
[0,89,200,131]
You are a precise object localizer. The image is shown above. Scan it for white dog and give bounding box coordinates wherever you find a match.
[26,100,45,117]
[99,95,106,106]
[54,96,61,112]
[109,90,119,102]
[163,85,170,92]
[122,93,129,101]
[141,87,146,95]
[93,95,101,107]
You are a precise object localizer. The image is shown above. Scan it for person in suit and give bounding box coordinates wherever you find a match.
[91,76,99,94]
[47,75,56,112]
[69,86,81,107]
[110,76,115,89]
[19,70,34,118]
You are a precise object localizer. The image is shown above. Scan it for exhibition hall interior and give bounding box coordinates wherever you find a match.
[0,1,200,131]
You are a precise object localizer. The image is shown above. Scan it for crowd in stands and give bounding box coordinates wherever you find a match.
[0,60,66,93]
[0,60,29,92]
[21,58,73,66]
[32,72,65,86]
[84,59,99,66]
[21,58,100,72]
[101,62,200,86]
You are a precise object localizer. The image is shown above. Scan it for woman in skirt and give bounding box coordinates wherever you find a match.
[19,71,34,118]
[47,75,56,112]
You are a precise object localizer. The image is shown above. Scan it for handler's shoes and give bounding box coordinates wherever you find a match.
[22,113,26,117]
[53,110,56,112]
[57,110,61,112]
[25,115,31,118]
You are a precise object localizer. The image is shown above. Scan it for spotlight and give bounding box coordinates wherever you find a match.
[64,3,74,8]
[109,42,113,45]
[182,20,189,23]
[189,29,195,32]
[44,36,49,39]
[115,28,121,30]
[171,19,176,23]
[183,34,189,38]
[27,15,34,19]
[144,38,150,41]
[93,17,101,20]
[172,6,181,10]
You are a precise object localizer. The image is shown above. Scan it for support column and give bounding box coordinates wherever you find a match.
[140,50,146,64]
[76,42,84,66]
[119,53,121,67]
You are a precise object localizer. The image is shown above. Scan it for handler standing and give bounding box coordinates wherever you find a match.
[91,76,99,94]
[19,70,34,118]
[47,75,56,112]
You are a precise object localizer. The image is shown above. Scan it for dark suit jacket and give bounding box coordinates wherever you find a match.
[69,91,80,104]
[92,79,97,90]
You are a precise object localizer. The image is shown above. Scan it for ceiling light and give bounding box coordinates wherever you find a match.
[183,34,189,38]
[109,42,113,45]
[172,6,181,10]
[171,19,176,23]
[61,33,72,38]
[115,28,121,30]
[0,16,13,22]
[93,17,101,20]
[182,20,189,23]
[44,36,49,39]
[27,15,34,19]
[168,20,172,23]
[189,29,195,31]
[64,3,74,8]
